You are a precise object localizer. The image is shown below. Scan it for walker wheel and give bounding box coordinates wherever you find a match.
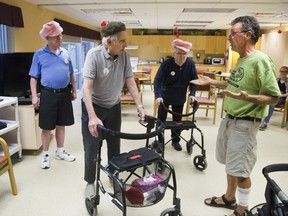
[85,197,98,216]
[160,207,183,216]
[193,155,207,171]
[186,140,194,155]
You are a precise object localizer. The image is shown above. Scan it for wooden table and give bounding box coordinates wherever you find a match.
[133,72,150,81]
[216,72,230,80]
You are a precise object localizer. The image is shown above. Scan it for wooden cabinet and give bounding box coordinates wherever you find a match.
[157,35,174,53]
[196,64,227,73]
[205,36,216,53]
[17,105,42,151]
[129,35,227,55]
[129,35,151,46]
[0,96,22,159]
[195,36,206,50]
[215,36,227,54]
[204,36,227,54]
[0,101,42,153]
[183,36,206,50]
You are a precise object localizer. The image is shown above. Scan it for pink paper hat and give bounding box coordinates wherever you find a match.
[39,21,63,39]
[171,39,192,53]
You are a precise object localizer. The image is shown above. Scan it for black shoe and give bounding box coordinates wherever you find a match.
[172,142,182,151]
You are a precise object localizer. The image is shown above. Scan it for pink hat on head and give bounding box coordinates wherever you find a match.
[171,39,192,53]
[39,21,63,39]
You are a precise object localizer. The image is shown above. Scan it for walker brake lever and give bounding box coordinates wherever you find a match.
[138,112,148,127]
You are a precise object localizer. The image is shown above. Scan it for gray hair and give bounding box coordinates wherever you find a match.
[231,16,260,45]
[102,35,118,48]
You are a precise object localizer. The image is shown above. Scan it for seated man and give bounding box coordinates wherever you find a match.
[260,66,288,130]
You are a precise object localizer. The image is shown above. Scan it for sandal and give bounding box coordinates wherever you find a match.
[232,210,246,216]
[204,194,237,210]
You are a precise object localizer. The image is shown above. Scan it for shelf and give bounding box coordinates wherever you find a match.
[0,143,21,157]
[0,96,22,159]
[0,120,19,136]
[0,96,17,108]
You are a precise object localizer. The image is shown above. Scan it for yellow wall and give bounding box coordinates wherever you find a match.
[1,0,99,52]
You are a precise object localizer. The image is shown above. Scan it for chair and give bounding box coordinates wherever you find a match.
[274,97,288,129]
[196,68,209,76]
[186,72,218,124]
[139,66,153,90]
[120,77,143,106]
[0,137,17,195]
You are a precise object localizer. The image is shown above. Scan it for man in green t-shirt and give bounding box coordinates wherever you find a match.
[191,16,281,216]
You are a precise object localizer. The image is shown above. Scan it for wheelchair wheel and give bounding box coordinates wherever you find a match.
[160,207,183,216]
[85,197,98,216]
[193,155,207,171]
[186,140,194,155]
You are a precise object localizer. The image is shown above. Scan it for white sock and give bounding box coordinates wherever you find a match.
[57,147,64,154]
[42,151,49,156]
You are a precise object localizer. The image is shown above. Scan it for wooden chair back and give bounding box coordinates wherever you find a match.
[140,66,153,90]
[120,77,143,106]
[0,137,17,195]
[274,97,288,128]
[186,72,218,124]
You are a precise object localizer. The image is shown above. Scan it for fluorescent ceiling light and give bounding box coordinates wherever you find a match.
[175,24,207,28]
[81,8,132,14]
[183,8,237,13]
[176,21,213,24]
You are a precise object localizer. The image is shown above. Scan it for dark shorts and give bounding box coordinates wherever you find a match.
[39,88,74,130]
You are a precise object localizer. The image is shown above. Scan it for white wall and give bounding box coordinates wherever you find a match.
[261,31,288,70]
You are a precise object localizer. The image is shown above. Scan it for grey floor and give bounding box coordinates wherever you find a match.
[1,88,288,216]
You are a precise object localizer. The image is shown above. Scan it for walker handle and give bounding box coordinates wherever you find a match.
[262,164,288,206]
[160,100,199,117]
[97,115,163,140]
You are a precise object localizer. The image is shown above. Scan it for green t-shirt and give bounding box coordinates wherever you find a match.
[224,50,281,119]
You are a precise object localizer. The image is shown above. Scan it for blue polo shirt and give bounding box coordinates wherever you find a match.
[29,45,74,89]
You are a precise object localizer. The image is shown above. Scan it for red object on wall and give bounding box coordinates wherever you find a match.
[101,21,107,27]
[173,26,180,38]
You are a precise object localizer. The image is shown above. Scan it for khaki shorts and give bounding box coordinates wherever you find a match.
[216,115,260,178]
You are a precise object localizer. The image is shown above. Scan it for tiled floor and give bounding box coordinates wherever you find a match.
[0,88,287,216]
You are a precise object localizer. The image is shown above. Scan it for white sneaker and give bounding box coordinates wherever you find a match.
[84,183,95,198]
[55,150,76,162]
[40,154,50,169]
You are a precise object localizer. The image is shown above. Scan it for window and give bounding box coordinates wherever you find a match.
[62,39,95,90]
[0,24,8,53]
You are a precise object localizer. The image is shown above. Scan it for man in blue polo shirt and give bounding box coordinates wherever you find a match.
[29,21,77,169]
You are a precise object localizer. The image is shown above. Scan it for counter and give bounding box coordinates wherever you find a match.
[196,64,227,72]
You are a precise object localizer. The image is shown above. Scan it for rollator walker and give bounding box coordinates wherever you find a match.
[85,115,183,216]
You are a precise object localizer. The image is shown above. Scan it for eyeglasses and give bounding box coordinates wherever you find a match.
[229,31,248,37]
[174,52,187,56]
